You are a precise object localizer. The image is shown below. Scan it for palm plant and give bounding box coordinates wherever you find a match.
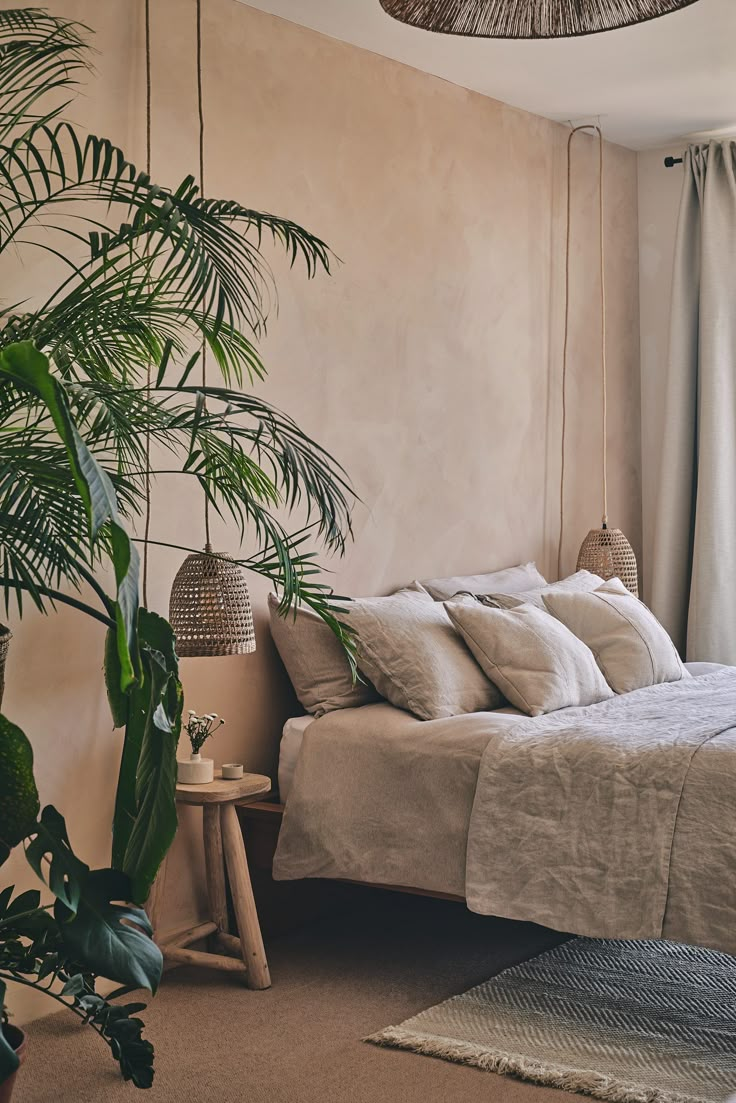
[0,5,356,1088]
[0,8,355,633]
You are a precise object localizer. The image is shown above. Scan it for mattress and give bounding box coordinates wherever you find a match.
[276,663,726,802]
[278,714,314,801]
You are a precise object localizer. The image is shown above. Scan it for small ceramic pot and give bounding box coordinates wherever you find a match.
[221,763,244,780]
[177,752,214,785]
[0,1024,27,1103]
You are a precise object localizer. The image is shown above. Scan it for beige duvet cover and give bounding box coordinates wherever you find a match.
[273,668,736,956]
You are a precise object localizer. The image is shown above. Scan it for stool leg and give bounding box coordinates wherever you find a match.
[220,803,271,990]
[203,804,228,934]
[146,863,166,942]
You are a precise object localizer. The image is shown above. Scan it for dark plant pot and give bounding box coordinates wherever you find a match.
[0,1024,27,1103]
[0,626,11,712]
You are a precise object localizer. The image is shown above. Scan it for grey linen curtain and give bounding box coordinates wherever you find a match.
[651,141,736,662]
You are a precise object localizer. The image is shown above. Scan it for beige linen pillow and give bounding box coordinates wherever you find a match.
[444,600,613,717]
[268,593,380,716]
[542,579,690,694]
[420,562,547,602]
[343,587,502,720]
[483,570,604,610]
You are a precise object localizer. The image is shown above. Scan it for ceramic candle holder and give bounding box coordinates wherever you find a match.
[177,752,214,785]
[221,763,244,780]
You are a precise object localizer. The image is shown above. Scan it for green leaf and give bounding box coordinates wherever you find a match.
[24,805,89,914]
[0,713,40,864]
[55,868,162,992]
[0,981,20,1082]
[111,610,181,902]
[0,342,140,691]
[104,626,128,729]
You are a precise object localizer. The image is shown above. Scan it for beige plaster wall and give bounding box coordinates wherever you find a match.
[1,0,641,1021]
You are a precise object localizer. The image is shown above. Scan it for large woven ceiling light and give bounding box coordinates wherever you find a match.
[168,0,256,657]
[378,0,699,38]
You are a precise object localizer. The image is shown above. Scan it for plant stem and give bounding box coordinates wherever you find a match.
[0,971,107,1046]
[0,579,115,628]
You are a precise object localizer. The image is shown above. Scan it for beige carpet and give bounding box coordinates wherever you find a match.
[16,891,568,1103]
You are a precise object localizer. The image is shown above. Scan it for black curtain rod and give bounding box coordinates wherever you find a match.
[664,156,684,168]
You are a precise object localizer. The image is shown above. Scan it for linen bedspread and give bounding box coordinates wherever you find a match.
[273,670,736,955]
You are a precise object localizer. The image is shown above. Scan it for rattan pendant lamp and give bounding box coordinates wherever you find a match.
[378,0,699,38]
[167,0,256,657]
[559,125,639,596]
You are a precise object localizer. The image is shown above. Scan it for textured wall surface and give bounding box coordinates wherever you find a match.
[0,0,641,1018]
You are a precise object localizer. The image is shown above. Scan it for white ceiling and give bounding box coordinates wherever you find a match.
[238,0,736,150]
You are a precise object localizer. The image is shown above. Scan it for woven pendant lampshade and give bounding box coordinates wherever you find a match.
[169,545,256,657]
[577,527,639,596]
[378,0,699,38]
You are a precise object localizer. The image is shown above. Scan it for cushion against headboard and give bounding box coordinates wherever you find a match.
[343,586,502,720]
[484,570,603,609]
[420,561,546,602]
[268,593,380,716]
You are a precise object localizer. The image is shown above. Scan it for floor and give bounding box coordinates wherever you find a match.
[17,891,571,1102]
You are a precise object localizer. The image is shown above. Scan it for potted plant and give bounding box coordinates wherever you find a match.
[178,712,226,784]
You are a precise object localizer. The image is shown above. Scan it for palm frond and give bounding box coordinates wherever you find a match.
[0,10,89,143]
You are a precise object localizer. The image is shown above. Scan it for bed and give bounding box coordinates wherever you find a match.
[272,663,736,957]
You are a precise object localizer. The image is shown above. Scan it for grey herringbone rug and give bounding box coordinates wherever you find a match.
[366,938,736,1103]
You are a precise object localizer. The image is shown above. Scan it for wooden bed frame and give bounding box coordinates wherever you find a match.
[237,799,465,933]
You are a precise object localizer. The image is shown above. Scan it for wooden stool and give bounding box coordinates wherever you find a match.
[156,771,272,990]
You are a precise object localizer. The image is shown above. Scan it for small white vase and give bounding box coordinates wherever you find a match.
[177,752,214,785]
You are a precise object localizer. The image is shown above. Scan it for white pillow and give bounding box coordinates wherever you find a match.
[343,587,502,720]
[482,570,605,610]
[542,579,690,694]
[420,562,547,602]
[444,600,613,717]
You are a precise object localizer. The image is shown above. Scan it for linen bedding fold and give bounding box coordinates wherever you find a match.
[273,670,736,956]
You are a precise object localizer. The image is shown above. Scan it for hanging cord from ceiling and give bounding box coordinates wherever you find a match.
[195,0,211,551]
[557,122,607,579]
[142,0,153,606]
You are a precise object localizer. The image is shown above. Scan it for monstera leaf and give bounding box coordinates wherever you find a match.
[0,714,40,865]
[55,869,162,993]
[25,805,90,914]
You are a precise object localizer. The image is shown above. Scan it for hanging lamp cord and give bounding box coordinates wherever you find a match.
[196,0,211,550]
[142,0,153,606]
[557,122,607,578]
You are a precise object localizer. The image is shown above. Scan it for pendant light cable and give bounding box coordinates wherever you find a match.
[557,122,606,577]
[598,126,608,528]
[142,0,153,606]
[195,0,211,550]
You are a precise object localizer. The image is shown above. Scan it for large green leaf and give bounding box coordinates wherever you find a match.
[0,713,40,865]
[108,610,181,903]
[55,868,162,992]
[0,342,140,690]
[24,805,89,914]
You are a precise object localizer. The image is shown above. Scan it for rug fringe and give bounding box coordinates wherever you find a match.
[364,1027,708,1103]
